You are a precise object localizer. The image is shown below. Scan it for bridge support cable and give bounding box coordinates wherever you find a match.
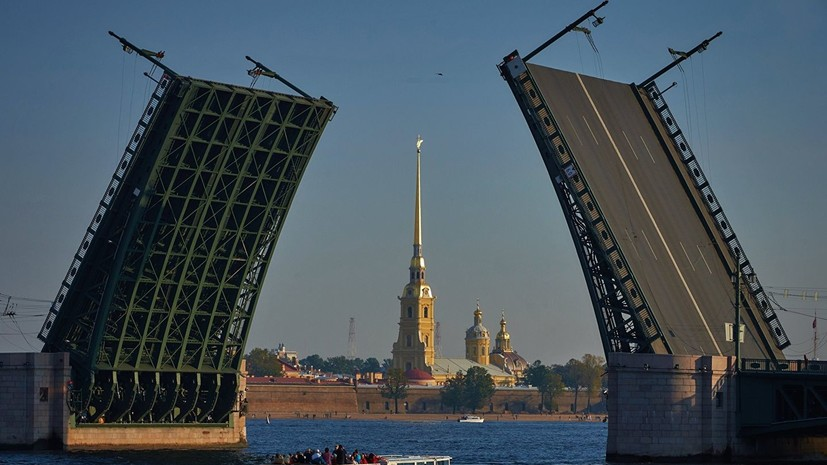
[637,80,789,353]
[498,52,670,355]
[639,32,722,89]
[522,1,609,63]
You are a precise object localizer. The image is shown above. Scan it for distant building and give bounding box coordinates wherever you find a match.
[275,343,301,378]
[390,138,526,387]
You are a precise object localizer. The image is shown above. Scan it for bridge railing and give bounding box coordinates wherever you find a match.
[642,81,790,351]
[38,73,173,343]
[741,358,827,374]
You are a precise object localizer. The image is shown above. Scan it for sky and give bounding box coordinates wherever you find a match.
[1,1,825,366]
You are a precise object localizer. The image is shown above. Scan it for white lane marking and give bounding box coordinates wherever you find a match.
[582,115,599,145]
[640,135,656,164]
[575,73,722,355]
[622,130,639,160]
[641,230,657,260]
[567,116,583,145]
[697,245,713,274]
[680,242,696,271]
[625,229,641,259]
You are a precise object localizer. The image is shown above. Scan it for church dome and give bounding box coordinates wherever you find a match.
[465,305,489,339]
[499,352,528,374]
[404,368,434,380]
[404,368,436,386]
[466,323,489,339]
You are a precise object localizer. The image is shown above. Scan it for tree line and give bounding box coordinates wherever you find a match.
[522,354,605,413]
[379,366,496,414]
[244,348,387,378]
[379,354,606,415]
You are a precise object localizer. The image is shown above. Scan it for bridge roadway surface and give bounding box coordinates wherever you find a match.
[528,64,782,359]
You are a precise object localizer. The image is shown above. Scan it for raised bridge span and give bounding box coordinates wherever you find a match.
[496,4,827,454]
[36,34,335,426]
[498,54,788,361]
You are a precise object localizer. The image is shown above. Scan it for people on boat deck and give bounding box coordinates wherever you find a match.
[273,446,381,464]
[334,444,347,464]
[311,449,325,464]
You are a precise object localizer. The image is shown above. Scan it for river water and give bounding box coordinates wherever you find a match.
[2,419,609,465]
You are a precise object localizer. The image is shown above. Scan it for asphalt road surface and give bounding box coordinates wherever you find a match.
[528,64,782,359]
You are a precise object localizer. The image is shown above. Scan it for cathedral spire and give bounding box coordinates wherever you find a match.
[393,136,436,372]
[410,136,426,280]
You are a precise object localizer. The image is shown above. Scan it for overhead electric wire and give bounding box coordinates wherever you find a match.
[1,291,49,351]
[7,314,37,351]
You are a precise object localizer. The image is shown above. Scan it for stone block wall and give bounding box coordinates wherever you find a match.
[0,352,70,449]
[247,383,359,415]
[64,421,246,450]
[606,353,734,461]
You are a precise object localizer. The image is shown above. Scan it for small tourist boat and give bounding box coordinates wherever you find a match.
[380,455,451,465]
[457,414,484,423]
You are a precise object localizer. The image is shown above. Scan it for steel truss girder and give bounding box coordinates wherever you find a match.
[41,71,335,424]
[499,54,669,355]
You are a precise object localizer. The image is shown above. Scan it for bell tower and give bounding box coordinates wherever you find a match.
[392,136,436,372]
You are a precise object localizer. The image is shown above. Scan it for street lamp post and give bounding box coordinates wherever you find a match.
[734,250,742,373]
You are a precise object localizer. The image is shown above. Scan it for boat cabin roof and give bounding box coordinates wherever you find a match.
[380,455,451,465]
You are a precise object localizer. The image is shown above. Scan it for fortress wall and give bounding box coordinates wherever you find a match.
[247,383,359,415]
[246,383,604,417]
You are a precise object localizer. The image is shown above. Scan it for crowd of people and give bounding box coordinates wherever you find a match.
[271,445,383,464]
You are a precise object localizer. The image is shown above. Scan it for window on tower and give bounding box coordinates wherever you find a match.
[407,335,412,347]
[424,307,429,317]
[425,335,429,347]
[407,307,413,318]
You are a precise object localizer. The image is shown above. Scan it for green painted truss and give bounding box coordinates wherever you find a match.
[39,72,335,424]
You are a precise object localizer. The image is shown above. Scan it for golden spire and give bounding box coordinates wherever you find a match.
[414,135,423,254]
[410,136,426,277]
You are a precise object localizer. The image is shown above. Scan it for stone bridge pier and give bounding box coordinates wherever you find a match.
[607,353,827,462]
